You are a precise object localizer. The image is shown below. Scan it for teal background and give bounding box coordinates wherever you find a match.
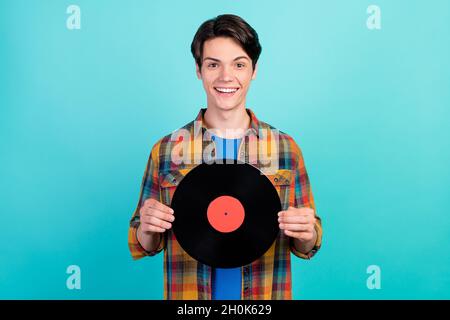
[1,0,449,299]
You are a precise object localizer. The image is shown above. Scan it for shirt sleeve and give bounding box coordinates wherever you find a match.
[289,139,323,260]
[128,140,166,260]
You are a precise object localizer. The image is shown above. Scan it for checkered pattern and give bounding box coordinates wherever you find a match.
[128,108,322,300]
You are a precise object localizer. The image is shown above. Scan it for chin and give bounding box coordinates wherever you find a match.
[215,99,242,110]
[216,104,238,111]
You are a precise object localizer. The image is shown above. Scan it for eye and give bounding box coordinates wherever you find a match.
[236,63,246,69]
[207,63,218,68]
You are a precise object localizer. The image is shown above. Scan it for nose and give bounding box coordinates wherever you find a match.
[218,65,234,82]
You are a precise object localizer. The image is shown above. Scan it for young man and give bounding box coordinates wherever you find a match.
[128,14,322,300]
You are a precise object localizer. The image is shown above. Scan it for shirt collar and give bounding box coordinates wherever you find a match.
[193,108,261,139]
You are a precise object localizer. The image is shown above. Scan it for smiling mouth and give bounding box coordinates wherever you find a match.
[214,87,239,96]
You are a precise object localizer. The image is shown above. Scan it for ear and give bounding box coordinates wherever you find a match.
[251,63,258,80]
[196,63,202,79]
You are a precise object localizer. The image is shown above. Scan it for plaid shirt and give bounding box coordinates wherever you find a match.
[128,108,323,300]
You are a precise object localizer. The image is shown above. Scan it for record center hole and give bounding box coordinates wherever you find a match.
[224,212,228,216]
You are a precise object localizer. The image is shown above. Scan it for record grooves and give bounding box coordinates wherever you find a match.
[171,160,281,268]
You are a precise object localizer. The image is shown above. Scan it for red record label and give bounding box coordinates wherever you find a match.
[207,195,245,233]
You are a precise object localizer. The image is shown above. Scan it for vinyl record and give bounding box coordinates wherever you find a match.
[171,160,281,268]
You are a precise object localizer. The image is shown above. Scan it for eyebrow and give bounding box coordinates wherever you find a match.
[203,56,251,62]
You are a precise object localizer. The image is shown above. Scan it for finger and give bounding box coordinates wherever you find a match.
[278,215,311,224]
[139,205,149,217]
[284,229,313,239]
[143,208,175,223]
[143,215,172,230]
[278,211,315,220]
[279,223,312,232]
[141,223,165,233]
[144,198,174,215]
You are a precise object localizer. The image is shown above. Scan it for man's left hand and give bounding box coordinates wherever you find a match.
[278,206,317,243]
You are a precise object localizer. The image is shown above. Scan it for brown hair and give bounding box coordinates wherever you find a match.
[191,14,262,71]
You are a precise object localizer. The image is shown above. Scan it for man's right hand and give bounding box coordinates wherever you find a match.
[139,198,175,233]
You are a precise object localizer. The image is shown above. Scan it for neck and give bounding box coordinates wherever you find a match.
[203,106,250,139]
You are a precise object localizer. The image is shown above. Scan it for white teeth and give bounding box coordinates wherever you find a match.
[215,87,238,93]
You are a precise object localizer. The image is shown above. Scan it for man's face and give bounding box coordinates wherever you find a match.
[196,36,257,112]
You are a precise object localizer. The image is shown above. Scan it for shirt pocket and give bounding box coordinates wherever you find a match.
[159,168,191,206]
[266,169,293,209]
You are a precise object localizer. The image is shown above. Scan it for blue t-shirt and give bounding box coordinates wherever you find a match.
[211,134,242,300]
